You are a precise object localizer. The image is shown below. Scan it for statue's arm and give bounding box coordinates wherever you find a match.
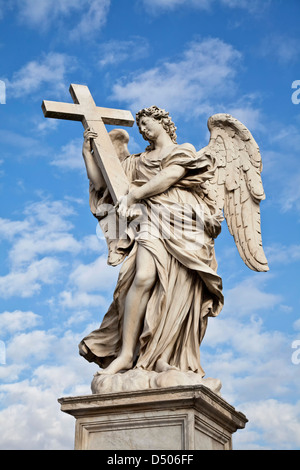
[117,164,186,218]
[132,164,186,201]
[82,129,106,191]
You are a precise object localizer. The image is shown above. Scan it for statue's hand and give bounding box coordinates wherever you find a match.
[83,127,98,155]
[204,211,224,239]
[115,190,140,218]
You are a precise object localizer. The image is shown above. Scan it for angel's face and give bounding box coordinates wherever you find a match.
[138,116,163,142]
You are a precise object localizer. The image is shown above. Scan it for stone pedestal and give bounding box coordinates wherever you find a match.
[58,385,247,450]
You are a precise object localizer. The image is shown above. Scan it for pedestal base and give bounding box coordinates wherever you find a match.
[59,385,247,450]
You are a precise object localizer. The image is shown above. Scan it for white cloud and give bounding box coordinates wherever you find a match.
[0,217,30,240]
[222,275,281,317]
[0,380,74,449]
[98,37,149,67]
[0,198,108,302]
[141,0,211,13]
[6,52,76,98]
[16,0,80,26]
[269,124,300,153]
[237,400,300,450]
[141,0,270,14]
[7,330,57,362]
[10,233,81,268]
[254,128,300,215]
[260,34,300,64]
[293,318,300,332]
[228,106,262,133]
[0,327,95,449]
[32,364,84,393]
[23,200,75,231]
[5,200,79,268]
[69,255,119,293]
[58,290,107,309]
[57,255,119,311]
[14,0,110,39]
[81,234,105,254]
[205,314,286,360]
[203,312,298,415]
[51,251,119,314]
[0,310,41,334]
[0,0,12,20]
[36,118,58,133]
[266,244,300,265]
[0,364,27,382]
[280,172,300,213]
[69,0,110,40]
[220,0,269,11]
[50,138,85,171]
[259,124,300,214]
[0,130,49,157]
[201,273,298,417]
[0,257,62,298]
[111,38,242,117]
[0,199,86,298]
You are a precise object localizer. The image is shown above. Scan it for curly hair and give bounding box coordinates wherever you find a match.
[136,105,177,151]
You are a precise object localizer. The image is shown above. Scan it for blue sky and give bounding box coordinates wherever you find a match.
[0,0,299,450]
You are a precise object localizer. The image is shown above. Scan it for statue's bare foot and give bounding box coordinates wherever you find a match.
[96,354,133,376]
[156,359,179,372]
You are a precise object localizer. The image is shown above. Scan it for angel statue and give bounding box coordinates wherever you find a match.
[78,105,268,394]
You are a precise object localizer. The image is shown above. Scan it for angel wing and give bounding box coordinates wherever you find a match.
[109,128,130,162]
[200,113,269,272]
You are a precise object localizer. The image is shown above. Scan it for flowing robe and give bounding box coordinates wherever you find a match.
[79,143,224,376]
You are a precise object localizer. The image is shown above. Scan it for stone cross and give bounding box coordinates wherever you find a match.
[42,84,135,203]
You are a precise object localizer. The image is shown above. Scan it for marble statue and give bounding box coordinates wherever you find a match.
[42,86,268,394]
[78,106,268,394]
